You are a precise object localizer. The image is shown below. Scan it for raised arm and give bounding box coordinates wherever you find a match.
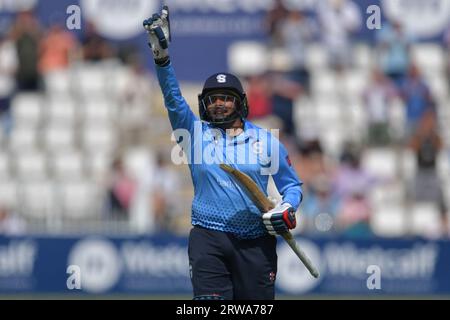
[143,6,198,133]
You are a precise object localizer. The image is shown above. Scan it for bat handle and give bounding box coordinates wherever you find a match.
[282,232,320,279]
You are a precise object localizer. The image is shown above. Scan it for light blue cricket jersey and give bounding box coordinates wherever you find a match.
[157,63,303,239]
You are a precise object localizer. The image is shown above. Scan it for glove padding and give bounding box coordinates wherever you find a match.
[143,5,171,64]
[262,203,296,236]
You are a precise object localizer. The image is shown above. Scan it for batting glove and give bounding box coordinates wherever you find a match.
[262,203,296,236]
[143,5,171,65]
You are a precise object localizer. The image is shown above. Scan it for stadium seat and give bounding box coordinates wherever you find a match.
[50,151,84,181]
[400,148,417,182]
[15,151,47,180]
[85,152,112,180]
[82,125,116,153]
[43,69,72,95]
[411,44,445,74]
[60,180,99,219]
[362,148,398,180]
[369,182,405,208]
[319,125,346,158]
[11,93,44,127]
[9,127,38,152]
[342,70,369,98]
[20,180,57,219]
[388,97,406,140]
[0,152,10,179]
[314,96,342,126]
[73,62,109,97]
[311,69,337,97]
[353,44,373,70]
[81,98,118,124]
[43,125,75,152]
[436,150,450,180]
[228,41,269,76]
[0,180,19,210]
[410,202,442,239]
[46,97,77,126]
[306,43,328,70]
[371,205,407,237]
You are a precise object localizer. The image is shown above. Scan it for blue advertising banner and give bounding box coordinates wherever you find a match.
[0,235,449,296]
[1,0,449,81]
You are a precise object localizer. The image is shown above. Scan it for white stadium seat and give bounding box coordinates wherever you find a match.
[43,69,72,95]
[311,69,337,97]
[411,202,442,239]
[43,125,75,152]
[411,44,445,74]
[73,62,109,97]
[20,180,57,219]
[50,151,84,181]
[85,152,112,180]
[228,41,269,76]
[371,205,407,237]
[81,98,117,124]
[362,148,398,180]
[0,180,19,209]
[60,180,99,219]
[9,127,38,152]
[0,152,10,179]
[46,97,77,125]
[11,93,44,127]
[15,151,47,180]
[82,125,116,153]
[306,43,328,70]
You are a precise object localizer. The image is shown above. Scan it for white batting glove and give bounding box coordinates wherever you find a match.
[262,203,296,236]
[143,5,171,64]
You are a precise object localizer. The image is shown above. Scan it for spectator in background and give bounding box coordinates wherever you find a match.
[246,73,272,120]
[0,206,26,235]
[120,53,154,144]
[10,10,42,91]
[295,139,328,189]
[407,110,448,236]
[0,29,17,137]
[333,143,377,237]
[39,22,79,75]
[279,9,316,93]
[444,23,450,91]
[316,0,362,71]
[376,20,413,87]
[151,151,181,232]
[264,0,289,47]
[270,70,303,142]
[105,157,137,220]
[362,68,398,146]
[300,174,341,236]
[81,21,115,62]
[399,63,436,139]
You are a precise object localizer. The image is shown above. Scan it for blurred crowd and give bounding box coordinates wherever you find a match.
[244,0,450,239]
[1,1,450,240]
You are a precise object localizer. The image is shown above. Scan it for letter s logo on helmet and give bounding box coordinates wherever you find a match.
[216,74,227,83]
[198,72,249,125]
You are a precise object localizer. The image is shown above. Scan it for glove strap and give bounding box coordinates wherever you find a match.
[155,56,170,67]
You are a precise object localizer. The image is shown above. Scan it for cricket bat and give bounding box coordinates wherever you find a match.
[220,163,320,279]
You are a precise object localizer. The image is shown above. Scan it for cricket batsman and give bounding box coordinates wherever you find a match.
[143,6,304,300]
